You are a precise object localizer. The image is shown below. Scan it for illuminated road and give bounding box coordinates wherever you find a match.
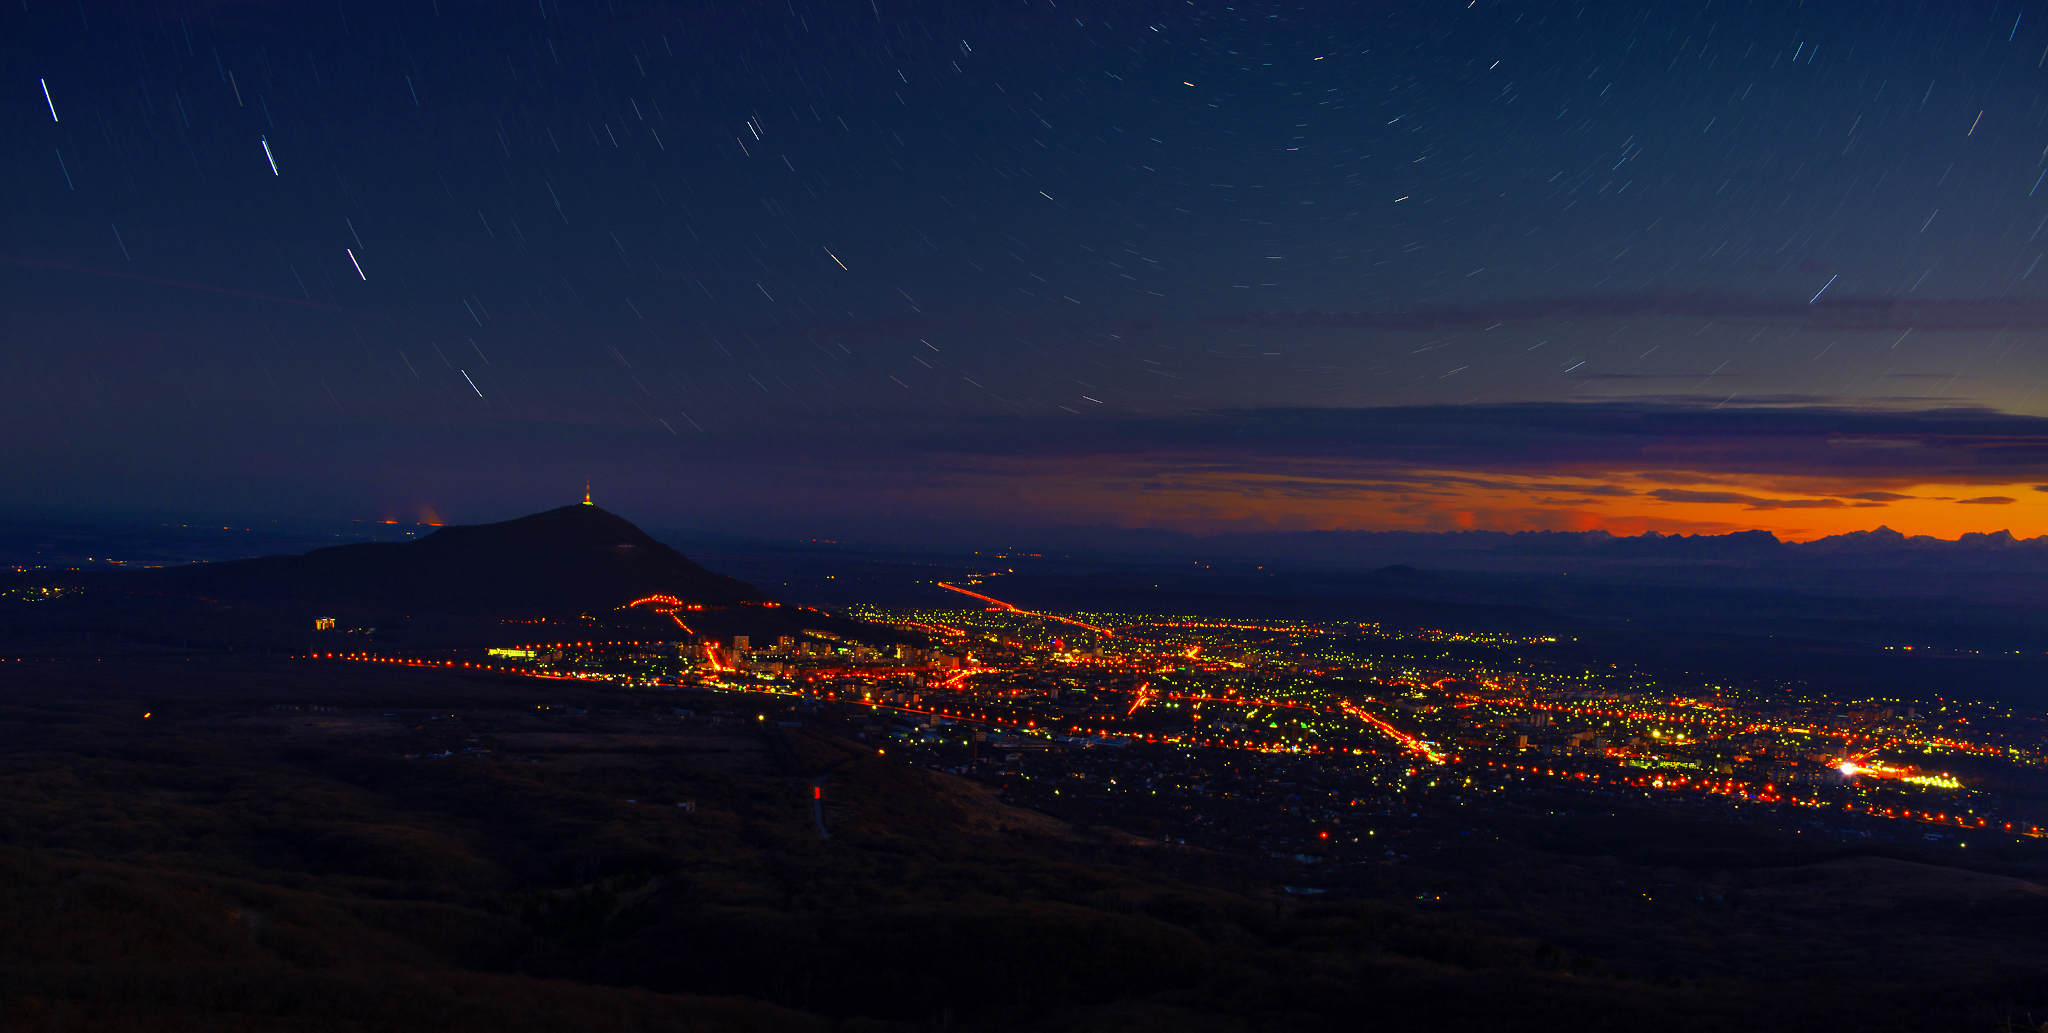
[934,582,1115,636]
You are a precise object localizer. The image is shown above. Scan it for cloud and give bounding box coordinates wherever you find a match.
[1644,488,1843,510]
[1008,402,2048,487]
[1634,472,1739,486]
[569,294,2048,354]
[1524,483,1635,496]
[797,403,2048,541]
[1210,293,2048,332]
[1647,490,1759,505]
[1748,498,1849,510]
[1957,496,2017,505]
[1573,373,1749,380]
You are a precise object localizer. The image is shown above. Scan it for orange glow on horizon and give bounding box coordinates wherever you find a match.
[988,465,2048,542]
[774,443,2047,542]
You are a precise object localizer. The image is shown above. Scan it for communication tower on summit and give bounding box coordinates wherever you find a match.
[583,479,593,506]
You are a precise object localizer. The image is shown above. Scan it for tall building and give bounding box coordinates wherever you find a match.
[732,635,750,653]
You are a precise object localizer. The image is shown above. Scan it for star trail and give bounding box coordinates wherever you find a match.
[6,0,2048,540]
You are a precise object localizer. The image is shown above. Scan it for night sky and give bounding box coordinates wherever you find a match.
[9,0,2048,542]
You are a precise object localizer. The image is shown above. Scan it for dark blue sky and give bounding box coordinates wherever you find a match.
[8,0,2048,541]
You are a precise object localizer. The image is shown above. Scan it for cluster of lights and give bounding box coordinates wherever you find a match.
[625,594,702,635]
[1902,772,1964,789]
[295,598,2048,847]
[5,585,83,602]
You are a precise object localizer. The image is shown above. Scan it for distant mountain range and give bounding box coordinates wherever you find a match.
[992,524,2048,573]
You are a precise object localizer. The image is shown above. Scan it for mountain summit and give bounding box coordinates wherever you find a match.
[132,505,767,616]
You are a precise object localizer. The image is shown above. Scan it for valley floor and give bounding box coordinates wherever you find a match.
[1,649,2044,1031]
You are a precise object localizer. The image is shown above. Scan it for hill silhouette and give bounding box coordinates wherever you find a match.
[119,504,769,616]
[1364,563,1441,584]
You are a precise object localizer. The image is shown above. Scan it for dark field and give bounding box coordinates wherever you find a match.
[3,647,2046,1031]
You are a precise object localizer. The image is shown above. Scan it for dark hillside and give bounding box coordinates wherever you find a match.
[119,504,767,614]
[0,506,888,652]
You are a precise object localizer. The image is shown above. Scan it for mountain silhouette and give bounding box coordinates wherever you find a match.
[123,504,768,616]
